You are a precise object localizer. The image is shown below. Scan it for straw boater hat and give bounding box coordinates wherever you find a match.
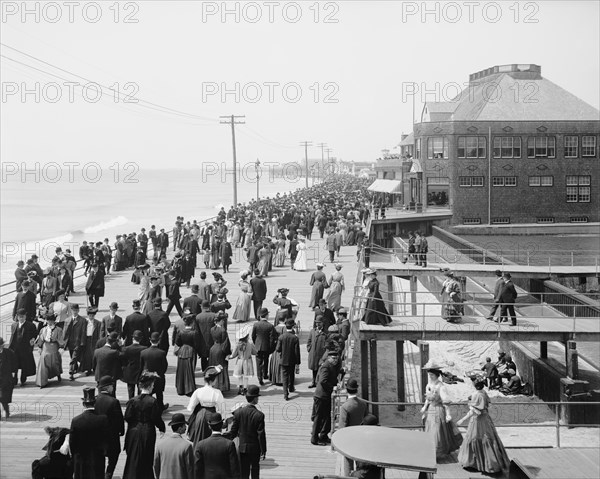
[362,268,375,275]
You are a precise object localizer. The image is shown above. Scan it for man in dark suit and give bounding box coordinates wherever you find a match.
[140,332,169,411]
[276,319,301,401]
[94,376,124,479]
[101,302,123,338]
[251,308,276,386]
[249,269,267,321]
[69,387,110,479]
[85,263,105,309]
[120,330,147,399]
[287,236,298,270]
[14,260,28,292]
[226,385,266,479]
[137,228,149,257]
[195,301,215,371]
[246,242,259,276]
[93,333,121,393]
[210,293,231,316]
[498,272,518,326]
[314,299,335,332]
[195,412,240,479]
[158,228,169,258]
[12,280,37,322]
[486,270,505,321]
[122,299,151,346]
[165,271,184,318]
[311,351,340,446]
[9,308,37,386]
[183,285,203,315]
[148,298,171,353]
[63,303,87,381]
[338,379,367,428]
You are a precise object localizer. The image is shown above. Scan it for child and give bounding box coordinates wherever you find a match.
[203,249,210,269]
[227,334,257,395]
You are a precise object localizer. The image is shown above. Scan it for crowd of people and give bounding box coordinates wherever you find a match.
[4,176,390,479]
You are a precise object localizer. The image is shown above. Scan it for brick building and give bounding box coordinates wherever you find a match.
[412,64,599,225]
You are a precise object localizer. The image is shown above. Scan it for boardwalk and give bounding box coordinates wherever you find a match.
[0,234,361,479]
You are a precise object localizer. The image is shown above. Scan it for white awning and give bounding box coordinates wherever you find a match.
[367,179,403,193]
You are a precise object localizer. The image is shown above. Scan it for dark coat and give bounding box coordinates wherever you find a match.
[183,295,203,316]
[101,314,123,337]
[194,434,240,479]
[195,311,216,357]
[123,312,151,346]
[12,290,37,322]
[167,281,181,301]
[307,328,327,371]
[227,404,266,455]
[120,343,147,385]
[339,396,367,428]
[15,267,28,292]
[69,410,110,479]
[498,281,518,303]
[249,276,267,301]
[92,346,122,382]
[140,346,168,393]
[85,270,105,297]
[251,320,276,353]
[0,348,16,404]
[63,315,87,351]
[276,330,301,367]
[314,308,335,332]
[148,309,171,352]
[314,358,339,399]
[210,299,231,315]
[94,391,124,455]
[8,320,37,377]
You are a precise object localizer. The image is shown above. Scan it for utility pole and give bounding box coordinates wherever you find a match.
[255,158,261,203]
[220,114,245,207]
[300,141,312,188]
[317,142,327,181]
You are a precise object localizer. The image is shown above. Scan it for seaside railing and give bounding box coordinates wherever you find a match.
[329,394,600,449]
[0,217,219,311]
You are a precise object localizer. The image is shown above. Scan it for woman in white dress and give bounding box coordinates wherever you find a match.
[232,271,253,322]
[186,366,226,448]
[50,290,71,326]
[293,236,308,271]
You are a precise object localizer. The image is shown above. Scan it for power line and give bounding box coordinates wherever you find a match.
[220,115,246,206]
[299,141,312,189]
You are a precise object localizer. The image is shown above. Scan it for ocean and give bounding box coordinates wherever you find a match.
[0,167,305,285]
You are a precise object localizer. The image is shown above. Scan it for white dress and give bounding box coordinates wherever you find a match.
[293,242,307,271]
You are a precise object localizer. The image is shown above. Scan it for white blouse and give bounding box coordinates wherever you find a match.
[186,384,225,414]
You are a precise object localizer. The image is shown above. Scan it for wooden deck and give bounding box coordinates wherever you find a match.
[0,235,360,479]
[370,261,600,279]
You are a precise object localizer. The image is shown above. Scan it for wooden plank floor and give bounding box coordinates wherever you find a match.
[0,234,360,479]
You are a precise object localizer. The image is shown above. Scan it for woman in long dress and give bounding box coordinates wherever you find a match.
[187,366,226,448]
[35,314,64,388]
[210,238,221,270]
[440,271,464,323]
[220,241,232,274]
[274,235,286,267]
[325,264,345,311]
[268,317,287,385]
[123,372,165,479]
[208,313,231,392]
[232,271,253,323]
[361,270,392,326]
[174,314,199,397]
[50,290,71,328]
[257,243,270,277]
[457,378,510,473]
[308,265,327,309]
[421,363,463,459]
[293,237,308,271]
[346,222,356,246]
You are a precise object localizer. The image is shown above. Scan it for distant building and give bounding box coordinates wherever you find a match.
[411,64,599,225]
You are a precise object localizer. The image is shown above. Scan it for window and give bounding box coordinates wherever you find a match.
[582,136,597,157]
[459,176,484,187]
[427,137,448,159]
[427,177,450,185]
[493,176,517,186]
[527,137,556,158]
[564,136,578,158]
[415,138,422,159]
[566,176,591,202]
[492,217,510,224]
[529,176,553,187]
[570,216,589,223]
[463,218,481,225]
[536,217,555,224]
[493,137,521,158]
[458,137,487,158]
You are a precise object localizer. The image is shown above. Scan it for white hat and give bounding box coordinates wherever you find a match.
[422,359,446,370]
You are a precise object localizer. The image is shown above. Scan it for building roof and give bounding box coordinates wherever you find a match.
[367,179,403,193]
[399,132,415,146]
[421,66,599,123]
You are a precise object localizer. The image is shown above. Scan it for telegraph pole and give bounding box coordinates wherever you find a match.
[300,141,312,188]
[316,142,327,182]
[255,158,261,203]
[220,115,245,207]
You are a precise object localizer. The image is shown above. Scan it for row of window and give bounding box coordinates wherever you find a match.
[414,136,598,159]
[463,216,590,225]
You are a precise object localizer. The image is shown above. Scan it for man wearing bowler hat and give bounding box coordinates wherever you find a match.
[251,308,276,386]
[195,412,240,479]
[195,300,215,371]
[311,350,340,446]
[95,376,124,479]
[226,385,266,479]
[498,272,518,326]
[93,333,122,394]
[140,332,169,411]
[8,308,37,386]
[120,330,148,399]
[154,413,194,479]
[338,379,367,428]
[68,387,110,479]
[123,299,151,347]
[149,297,171,353]
[485,270,504,321]
[275,318,301,401]
[101,302,123,338]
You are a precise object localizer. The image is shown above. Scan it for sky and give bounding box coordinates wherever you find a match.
[1,0,599,170]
